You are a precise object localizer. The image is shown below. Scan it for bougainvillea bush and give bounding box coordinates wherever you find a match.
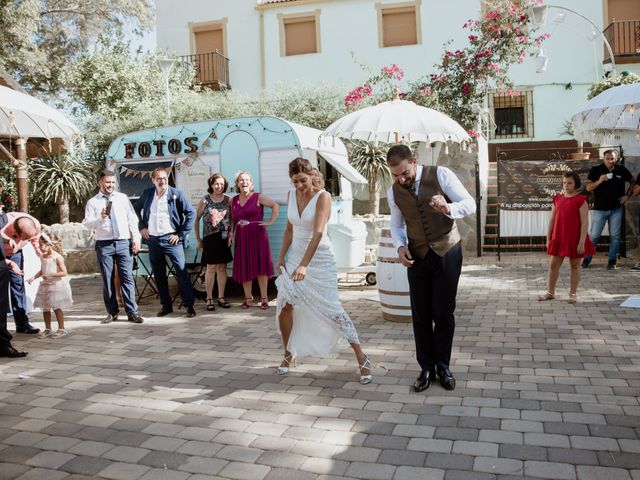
[345,0,551,135]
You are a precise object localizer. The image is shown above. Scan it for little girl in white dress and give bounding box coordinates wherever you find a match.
[27,234,73,338]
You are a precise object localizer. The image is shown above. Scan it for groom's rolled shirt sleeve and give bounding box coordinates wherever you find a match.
[387,186,408,253]
[437,167,476,219]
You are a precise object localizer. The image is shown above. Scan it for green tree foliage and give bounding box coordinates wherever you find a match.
[0,0,153,96]
[68,37,350,150]
[29,148,99,223]
[347,140,390,217]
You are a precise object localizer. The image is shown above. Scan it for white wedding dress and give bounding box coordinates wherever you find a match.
[275,189,361,358]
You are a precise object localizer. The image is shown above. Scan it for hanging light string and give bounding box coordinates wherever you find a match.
[107,117,295,161]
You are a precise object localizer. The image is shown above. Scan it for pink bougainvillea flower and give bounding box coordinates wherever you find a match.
[467,129,481,138]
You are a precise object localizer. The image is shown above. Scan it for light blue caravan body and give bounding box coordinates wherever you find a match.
[106,116,368,271]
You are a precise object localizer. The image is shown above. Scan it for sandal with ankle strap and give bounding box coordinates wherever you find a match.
[567,293,578,304]
[359,354,372,385]
[260,297,269,310]
[217,298,231,309]
[206,298,216,311]
[537,292,555,301]
[241,298,253,309]
[276,354,296,375]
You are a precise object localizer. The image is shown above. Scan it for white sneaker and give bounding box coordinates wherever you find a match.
[37,329,53,339]
[51,329,68,339]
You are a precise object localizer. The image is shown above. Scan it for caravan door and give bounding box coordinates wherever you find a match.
[220,131,260,191]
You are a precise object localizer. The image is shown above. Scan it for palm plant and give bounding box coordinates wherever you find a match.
[29,150,98,223]
[348,140,391,217]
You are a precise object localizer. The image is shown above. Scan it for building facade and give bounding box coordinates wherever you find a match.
[156,0,639,150]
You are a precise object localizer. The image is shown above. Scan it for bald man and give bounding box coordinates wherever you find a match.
[1,213,42,334]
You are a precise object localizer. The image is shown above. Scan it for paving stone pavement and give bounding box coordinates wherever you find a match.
[1,253,639,480]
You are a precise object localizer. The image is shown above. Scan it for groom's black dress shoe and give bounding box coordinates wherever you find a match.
[436,367,456,391]
[414,370,435,392]
[0,346,28,358]
[16,325,40,334]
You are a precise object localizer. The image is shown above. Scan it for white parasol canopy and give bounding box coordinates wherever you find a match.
[571,82,640,155]
[321,99,470,144]
[0,85,80,141]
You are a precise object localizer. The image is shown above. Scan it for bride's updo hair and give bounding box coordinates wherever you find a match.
[288,157,314,177]
[311,168,325,189]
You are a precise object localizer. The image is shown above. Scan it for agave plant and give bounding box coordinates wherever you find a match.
[348,140,391,217]
[29,150,98,223]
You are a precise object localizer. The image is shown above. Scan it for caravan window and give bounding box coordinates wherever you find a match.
[118,161,174,199]
[318,157,340,197]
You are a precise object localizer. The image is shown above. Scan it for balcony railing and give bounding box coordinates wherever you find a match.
[179,51,230,90]
[604,20,640,61]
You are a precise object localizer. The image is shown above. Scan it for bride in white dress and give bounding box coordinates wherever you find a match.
[275,158,372,384]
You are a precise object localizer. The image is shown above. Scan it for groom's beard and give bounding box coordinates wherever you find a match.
[399,177,416,190]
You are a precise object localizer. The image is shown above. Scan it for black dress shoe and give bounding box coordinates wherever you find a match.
[157,306,173,317]
[127,312,144,324]
[101,313,118,324]
[413,370,435,392]
[0,345,28,358]
[436,367,456,391]
[186,306,196,318]
[16,325,40,334]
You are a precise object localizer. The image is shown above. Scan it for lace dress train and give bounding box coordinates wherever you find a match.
[275,189,360,358]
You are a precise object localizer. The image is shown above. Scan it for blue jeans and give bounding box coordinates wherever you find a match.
[96,239,139,315]
[586,208,623,263]
[9,251,29,329]
[147,235,195,308]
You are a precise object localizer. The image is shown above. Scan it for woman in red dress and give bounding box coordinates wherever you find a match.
[539,171,595,303]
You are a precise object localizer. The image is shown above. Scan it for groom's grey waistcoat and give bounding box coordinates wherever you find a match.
[392,165,460,258]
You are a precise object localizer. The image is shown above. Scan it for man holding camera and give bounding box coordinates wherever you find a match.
[582,149,634,270]
[83,170,144,324]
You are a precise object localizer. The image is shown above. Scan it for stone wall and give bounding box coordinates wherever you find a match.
[47,223,98,273]
[353,142,482,258]
[435,142,480,256]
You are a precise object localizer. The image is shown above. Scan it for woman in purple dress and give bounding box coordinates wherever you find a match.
[231,171,279,310]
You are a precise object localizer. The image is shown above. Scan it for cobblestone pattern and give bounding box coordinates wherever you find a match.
[1,254,639,479]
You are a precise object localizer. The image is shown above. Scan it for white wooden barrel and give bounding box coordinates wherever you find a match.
[377,229,412,323]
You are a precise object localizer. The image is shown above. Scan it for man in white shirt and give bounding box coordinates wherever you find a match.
[83,170,144,324]
[387,144,475,393]
[134,168,196,318]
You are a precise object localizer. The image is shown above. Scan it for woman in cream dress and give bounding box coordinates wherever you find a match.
[275,158,371,384]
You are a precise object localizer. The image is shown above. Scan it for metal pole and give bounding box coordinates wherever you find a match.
[475,159,482,257]
[534,4,617,76]
[165,75,171,123]
[15,137,29,212]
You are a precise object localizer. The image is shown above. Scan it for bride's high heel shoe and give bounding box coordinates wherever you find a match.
[359,354,372,385]
[276,354,296,375]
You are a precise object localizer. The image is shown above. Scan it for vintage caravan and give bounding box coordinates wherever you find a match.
[106,116,368,271]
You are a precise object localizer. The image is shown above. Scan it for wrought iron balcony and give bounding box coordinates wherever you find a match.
[179,51,230,90]
[604,20,640,62]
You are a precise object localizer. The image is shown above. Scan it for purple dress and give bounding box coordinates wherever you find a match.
[232,192,274,283]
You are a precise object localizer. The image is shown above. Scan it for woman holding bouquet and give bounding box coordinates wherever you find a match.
[195,173,233,311]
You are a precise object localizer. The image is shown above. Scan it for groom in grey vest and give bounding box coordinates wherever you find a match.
[386,144,475,392]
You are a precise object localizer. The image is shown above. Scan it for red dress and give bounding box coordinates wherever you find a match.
[547,194,595,258]
[231,192,274,283]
